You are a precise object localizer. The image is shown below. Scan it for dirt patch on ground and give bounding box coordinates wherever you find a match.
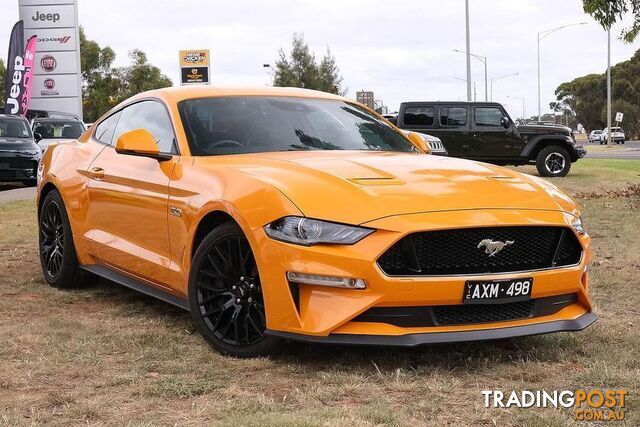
[574,183,640,200]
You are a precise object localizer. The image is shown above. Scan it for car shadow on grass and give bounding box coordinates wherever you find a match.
[80,276,594,377]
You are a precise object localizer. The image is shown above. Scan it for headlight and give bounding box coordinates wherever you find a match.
[572,217,586,235]
[264,216,374,246]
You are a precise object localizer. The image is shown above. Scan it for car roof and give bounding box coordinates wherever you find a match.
[128,85,349,106]
[0,114,29,121]
[400,101,506,107]
[33,117,82,122]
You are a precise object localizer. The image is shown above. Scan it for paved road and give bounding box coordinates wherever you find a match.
[0,185,36,203]
[582,140,640,160]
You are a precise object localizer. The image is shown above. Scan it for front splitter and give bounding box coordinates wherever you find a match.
[265,312,597,347]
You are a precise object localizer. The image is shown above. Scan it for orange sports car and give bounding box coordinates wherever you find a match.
[37,86,596,357]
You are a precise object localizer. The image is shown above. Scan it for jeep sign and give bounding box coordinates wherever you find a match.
[19,0,82,119]
[19,4,76,29]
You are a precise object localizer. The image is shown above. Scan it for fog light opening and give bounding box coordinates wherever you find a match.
[286,272,366,289]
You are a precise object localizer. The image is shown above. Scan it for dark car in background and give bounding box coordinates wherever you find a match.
[395,101,586,177]
[32,118,86,150]
[0,114,41,186]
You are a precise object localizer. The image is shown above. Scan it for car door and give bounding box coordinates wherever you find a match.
[432,105,470,157]
[85,100,179,286]
[471,106,522,159]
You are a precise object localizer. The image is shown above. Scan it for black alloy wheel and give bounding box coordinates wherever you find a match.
[40,198,65,278]
[536,145,571,177]
[38,190,92,288]
[188,223,282,357]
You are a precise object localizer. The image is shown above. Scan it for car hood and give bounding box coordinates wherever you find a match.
[197,151,579,225]
[0,139,40,152]
[517,124,571,136]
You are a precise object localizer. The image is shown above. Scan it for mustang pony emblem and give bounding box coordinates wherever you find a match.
[477,239,514,257]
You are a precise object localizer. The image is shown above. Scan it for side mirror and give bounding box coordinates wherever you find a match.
[501,116,511,129]
[405,131,431,154]
[115,129,172,161]
[34,132,42,143]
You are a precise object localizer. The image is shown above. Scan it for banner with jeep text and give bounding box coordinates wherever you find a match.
[3,21,26,115]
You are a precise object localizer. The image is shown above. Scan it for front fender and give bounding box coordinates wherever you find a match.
[521,135,575,158]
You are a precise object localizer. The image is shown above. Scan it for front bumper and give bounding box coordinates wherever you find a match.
[252,209,594,342]
[267,312,597,346]
[574,145,587,159]
[0,155,39,182]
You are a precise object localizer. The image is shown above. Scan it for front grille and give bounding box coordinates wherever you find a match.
[2,159,34,169]
[377,226,582,276]
[352,294,576,327]
[433,300,534,325]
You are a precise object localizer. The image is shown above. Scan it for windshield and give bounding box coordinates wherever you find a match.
[33,121,85,139]
[0,117,32,139]
[178,97,416,156]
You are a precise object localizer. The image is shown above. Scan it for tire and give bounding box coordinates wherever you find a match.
[39,190,93,288]
[535,145,571,177]
[188,222,282,357]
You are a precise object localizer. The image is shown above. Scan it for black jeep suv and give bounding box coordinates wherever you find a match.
[394,101,586,177]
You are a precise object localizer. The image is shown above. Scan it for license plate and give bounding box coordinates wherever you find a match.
[463,278,533,304]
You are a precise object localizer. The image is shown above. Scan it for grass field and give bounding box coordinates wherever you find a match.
[0,159,638,426]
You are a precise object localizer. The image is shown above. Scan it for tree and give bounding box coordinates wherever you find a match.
[273,34,344,95]
[0,58,6,92]
[555,49,640,136]
[115,50,172,100]
[583,0,640,42]
[79,27,173,122]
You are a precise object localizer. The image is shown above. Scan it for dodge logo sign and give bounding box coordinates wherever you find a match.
[38,36,71,44]
[41,55,57,72]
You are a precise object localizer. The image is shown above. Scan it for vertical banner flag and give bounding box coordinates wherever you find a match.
[3,21,26,115]
[21,36,38,117]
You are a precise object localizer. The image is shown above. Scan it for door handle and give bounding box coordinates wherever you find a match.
[88,167,104,180]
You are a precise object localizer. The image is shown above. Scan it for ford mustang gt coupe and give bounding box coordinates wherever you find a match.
[37,86,596,357]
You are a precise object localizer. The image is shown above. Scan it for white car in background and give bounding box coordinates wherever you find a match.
[599,127,625,144]
[588,130,602,143]
[401,130,448,156]
[32,118,87,151]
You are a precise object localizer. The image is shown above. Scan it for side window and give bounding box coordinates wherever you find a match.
[474,107,504,127]
[440,107,467,127]
[94,111,121,145]
[113,101,177,154]
[403,106,434,126]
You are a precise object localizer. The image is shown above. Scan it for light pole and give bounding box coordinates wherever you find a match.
[454,49,487,101]
[537,22,587,121]
[454,77,476,101]
[465,0,472,101]
[507,96,526,122]
[490,72,518,101]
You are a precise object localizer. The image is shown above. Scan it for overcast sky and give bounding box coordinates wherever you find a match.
[2,0,638,119]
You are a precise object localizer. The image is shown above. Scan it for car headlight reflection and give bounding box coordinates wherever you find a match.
[572,216,586,235]
[264,216,374,245]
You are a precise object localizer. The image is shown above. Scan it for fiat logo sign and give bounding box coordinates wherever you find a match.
[41,55,57,72]
[44,78,56,89]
